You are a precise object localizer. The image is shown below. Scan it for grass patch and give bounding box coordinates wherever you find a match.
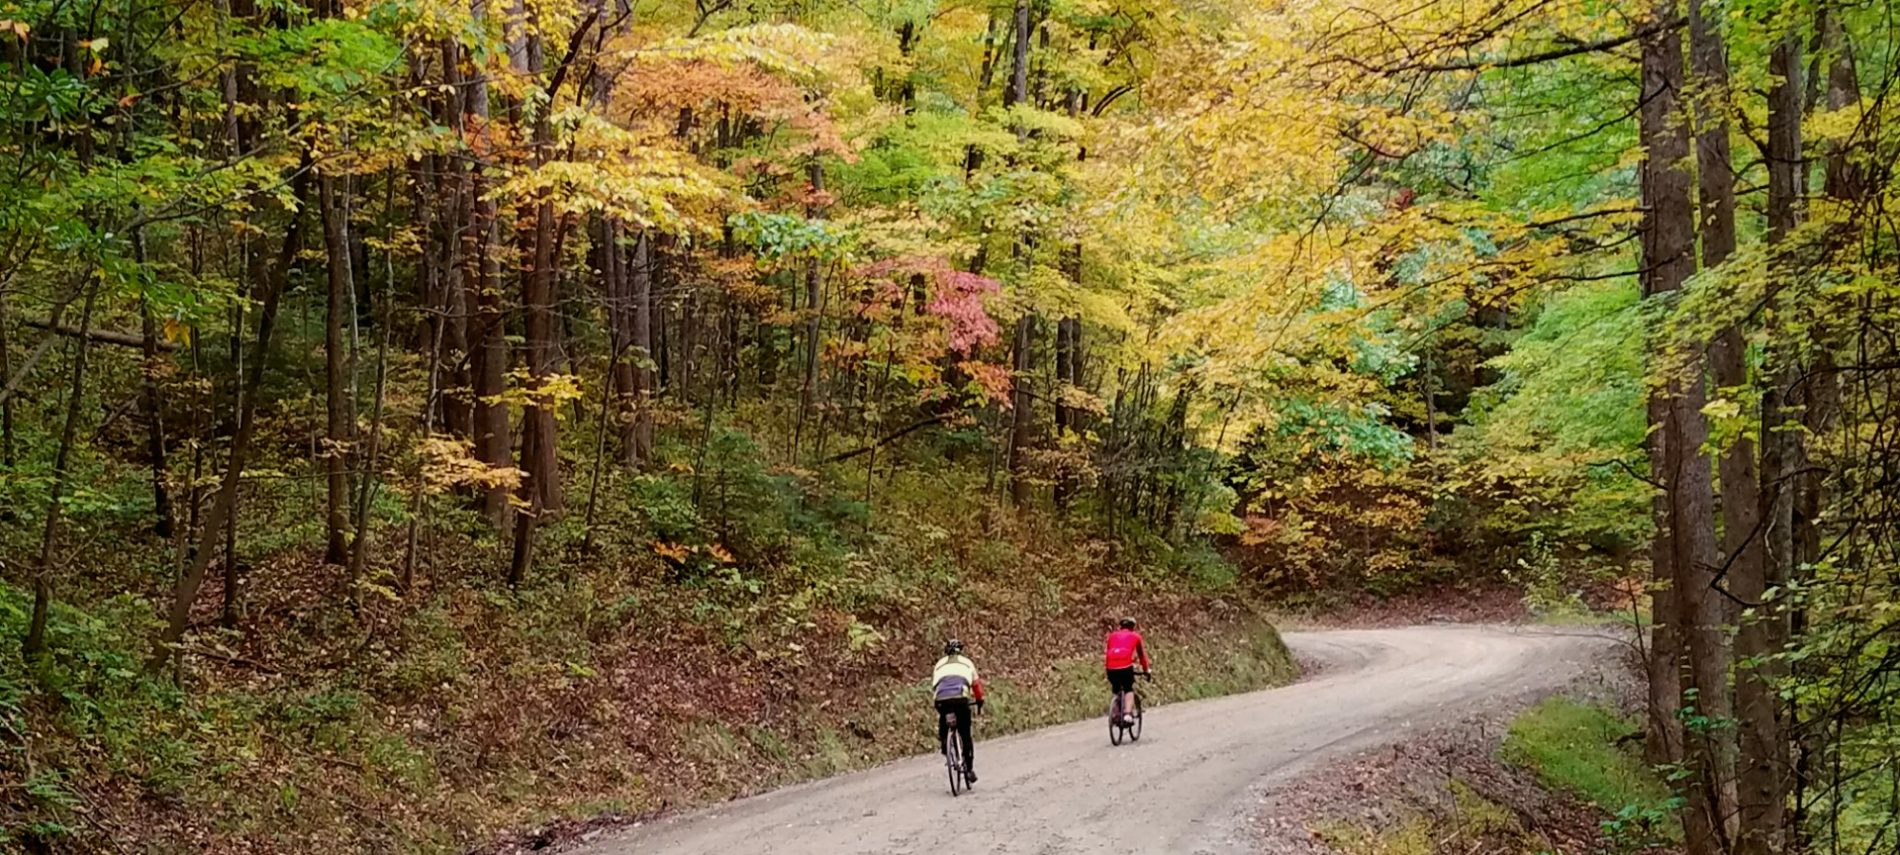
[1502,697,1680,852]
[1500,698,1667,813]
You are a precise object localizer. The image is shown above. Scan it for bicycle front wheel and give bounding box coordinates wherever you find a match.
[1129,693,1144,742]
[944,730,965,796]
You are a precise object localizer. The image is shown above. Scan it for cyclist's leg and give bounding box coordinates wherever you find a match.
[956,701,975,774]
[936,699,951,753]
[1108,667,1135,721]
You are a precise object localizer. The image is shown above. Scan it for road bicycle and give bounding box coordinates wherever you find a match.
[1108,671,1150,746]
[941,707,973,796]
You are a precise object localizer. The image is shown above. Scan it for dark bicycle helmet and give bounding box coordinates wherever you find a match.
[1119,617,1137,629]
[943,638,964,656]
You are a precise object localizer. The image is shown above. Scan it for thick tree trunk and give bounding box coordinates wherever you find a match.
[319,173,356,566]
[1690,2,1746,843]
[1645,399,1687,767]
[1733,25,1804,855]
[466,7,513,527]
[1818,8,1863,205]
[519,195,561,516]
[1640,8,1728,855]
[1005,0,1029,109]
[1003,0,1036,508]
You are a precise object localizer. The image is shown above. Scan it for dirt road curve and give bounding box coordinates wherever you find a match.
[571,625,1616,855]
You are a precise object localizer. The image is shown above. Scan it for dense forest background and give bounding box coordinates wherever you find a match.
[0,0,1896,852]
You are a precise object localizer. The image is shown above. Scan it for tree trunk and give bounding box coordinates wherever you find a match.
[1640,8,1727,854]
[465,0,513,528]
[1005,0,1029,109]
[1646,391,1686,767]
[1818,7,1862,205]
[631,230,654,462]
[1690,0,1746,842]
[347,263,392,590]
[508,16,562,586]
[1734,23,1804,855]
[135,228,174,538]
[1007,314,1033,506]
[152,167,310,674]
[319,173,356,565]
[795,161,825,460]
[0,291,13,469]
[22,280,100,659]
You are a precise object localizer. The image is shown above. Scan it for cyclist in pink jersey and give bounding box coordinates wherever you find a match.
[1104,618,1151,724]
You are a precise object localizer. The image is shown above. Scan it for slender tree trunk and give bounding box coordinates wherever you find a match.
[1003,0,1036,508]
[631,230,654,462]
[435,38,473,440]
[22,280,100,658]
[794,161,825,460]
[319,173,356,565]
[0,291,14,469]
[1008,314,1033,506]
[348,263,392,590]
[134,227,174,538]
[151,167,310,674]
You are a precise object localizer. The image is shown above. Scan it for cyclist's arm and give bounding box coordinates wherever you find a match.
[1137,639,1151,672]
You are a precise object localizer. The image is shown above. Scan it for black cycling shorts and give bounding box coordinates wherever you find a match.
[1106,666,1136,693]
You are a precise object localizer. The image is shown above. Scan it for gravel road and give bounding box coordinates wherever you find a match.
[570,625,1617,855]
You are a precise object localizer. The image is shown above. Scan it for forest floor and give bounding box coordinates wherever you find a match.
[4,492,1305,854]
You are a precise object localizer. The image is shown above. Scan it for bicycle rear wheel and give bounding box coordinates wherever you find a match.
[1108,694,1125,746]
